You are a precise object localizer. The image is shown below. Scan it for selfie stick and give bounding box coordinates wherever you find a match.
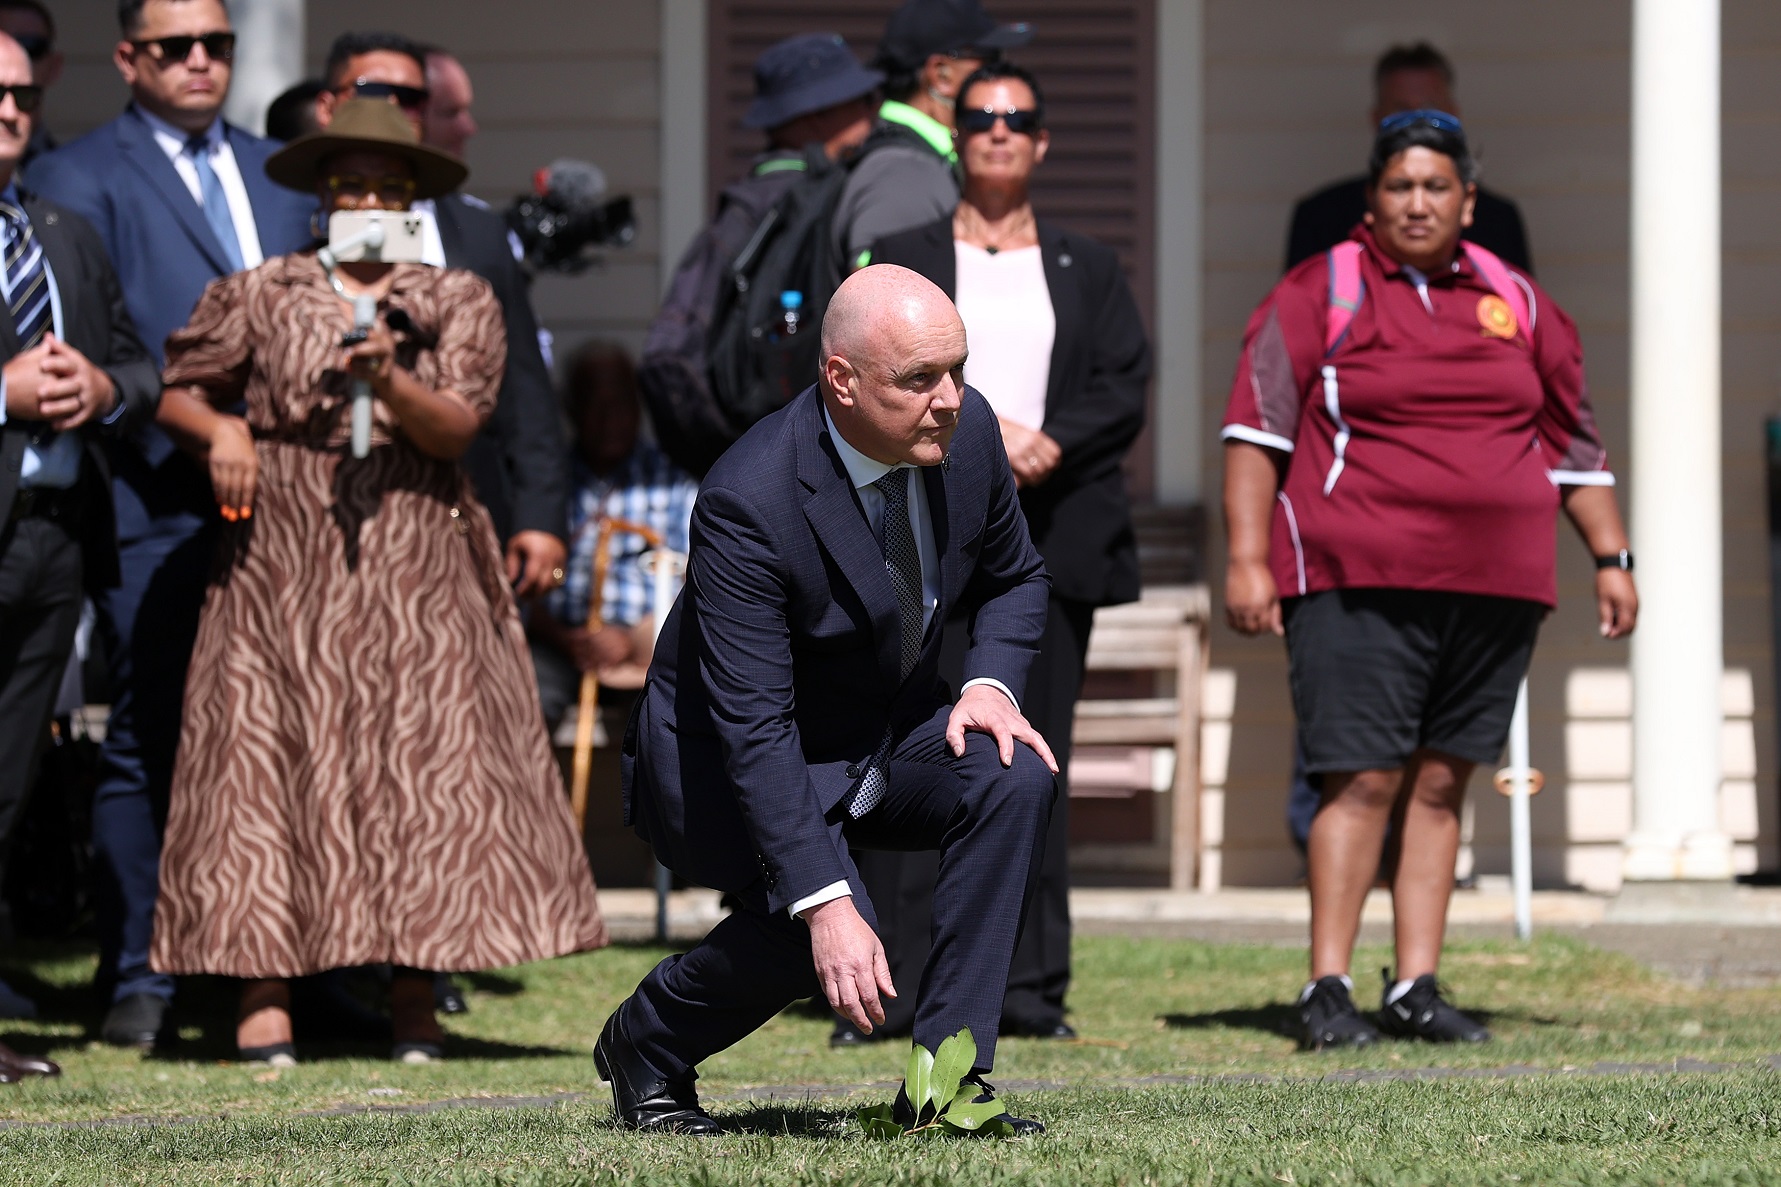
[348,295,378,458]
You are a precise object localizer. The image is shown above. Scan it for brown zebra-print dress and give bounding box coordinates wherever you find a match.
[150,255,608,978]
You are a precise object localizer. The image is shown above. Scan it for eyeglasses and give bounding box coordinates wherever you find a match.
[326,173,416,205]
[1377,108,1465,137]
[13,34,50,62]
[0,84,43,114]
[132,32,237,64]
[958,106,1042,135]
[341,79,430,110]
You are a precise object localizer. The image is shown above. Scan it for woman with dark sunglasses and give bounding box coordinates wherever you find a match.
[858,60,1151,1045]
[148,101,607,1067]
[1222,112,1637,1051]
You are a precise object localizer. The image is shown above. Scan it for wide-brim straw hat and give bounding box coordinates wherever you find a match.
[265,97,468,199]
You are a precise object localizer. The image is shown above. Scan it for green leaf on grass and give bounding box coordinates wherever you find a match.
[938,1099,1011,1133]
[929,1027,974,1110]
[856,1103,904,1140]
[904,1042,934,1121]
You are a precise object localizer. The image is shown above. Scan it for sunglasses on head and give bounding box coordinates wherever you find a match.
[0,84,43,114]
[132,32,236,63]
[13,34,49,61]
[1377,108,1464,137]
[343,79,430,110]
[958,106,1041,135]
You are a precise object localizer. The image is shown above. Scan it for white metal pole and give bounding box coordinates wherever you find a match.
[1625,0,1733,882]
[220,0,304,137]
[1508,678,1533,942]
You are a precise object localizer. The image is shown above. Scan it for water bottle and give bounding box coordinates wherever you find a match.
[778,290,803,338]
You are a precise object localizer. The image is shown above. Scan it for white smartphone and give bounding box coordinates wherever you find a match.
[324,210,428,264]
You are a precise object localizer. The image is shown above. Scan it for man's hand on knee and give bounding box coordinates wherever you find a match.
[801,896,895,1033]
[946,684,1060,772]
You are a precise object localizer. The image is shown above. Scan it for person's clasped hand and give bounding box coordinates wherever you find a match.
[998,417,1061,488]
[3,334,117,431]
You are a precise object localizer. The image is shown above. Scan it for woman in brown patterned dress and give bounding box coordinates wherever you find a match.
[151,101,607,1065]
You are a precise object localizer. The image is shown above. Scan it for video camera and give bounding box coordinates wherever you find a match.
[505,159,636,276]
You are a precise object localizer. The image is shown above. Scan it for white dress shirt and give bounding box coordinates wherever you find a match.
[140,108,264,268]
[789,407,1020,919]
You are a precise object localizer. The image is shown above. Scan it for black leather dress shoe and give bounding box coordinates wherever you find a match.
[102,992,170,1050]
[893,1073,1045,1136]
[593,1008,720,1135]
[0,1041,59,1080]
[1003,1016,1077,1040]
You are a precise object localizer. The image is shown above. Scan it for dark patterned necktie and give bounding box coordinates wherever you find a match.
[850,469,925,817]
[2,201,49,352]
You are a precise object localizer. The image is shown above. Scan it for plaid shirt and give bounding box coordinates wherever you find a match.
[547,441,699,628]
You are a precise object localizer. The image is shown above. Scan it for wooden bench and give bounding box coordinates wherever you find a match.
[1069,584,1211,890]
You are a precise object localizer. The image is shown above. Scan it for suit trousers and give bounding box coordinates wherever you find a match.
[621,703,1056,1080]
[851,595,1094,1033]
[0,515,84,935]
[90,458,216,1003]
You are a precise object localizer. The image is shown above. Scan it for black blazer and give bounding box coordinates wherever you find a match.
[433,194,568,542]
[621,385,1050,914]
[0,192,158,589]
[871,217,1151,606]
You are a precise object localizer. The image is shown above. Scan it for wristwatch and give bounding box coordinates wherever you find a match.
[1594,549,1634,571]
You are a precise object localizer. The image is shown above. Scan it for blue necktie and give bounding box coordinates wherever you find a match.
[1,201,49,352]
[849,470,925,818]
[188,134,244,272]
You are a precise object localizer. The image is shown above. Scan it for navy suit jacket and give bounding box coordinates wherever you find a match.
[622,384,1050,914]
[27,106,315,487]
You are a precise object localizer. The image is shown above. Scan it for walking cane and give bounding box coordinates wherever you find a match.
[569,517,663,831]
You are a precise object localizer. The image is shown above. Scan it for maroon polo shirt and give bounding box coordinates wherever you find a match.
[1222,227,1610,608]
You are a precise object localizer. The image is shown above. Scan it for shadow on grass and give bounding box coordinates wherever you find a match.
[1162,1003,1558,1041]
[719,1101,856,1138]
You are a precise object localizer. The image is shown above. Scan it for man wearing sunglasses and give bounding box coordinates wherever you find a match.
[26,0,316,1055]
[0,28,161,1081]
[829,0,1032,273]
[316,33,569,611]
[0,1,60,170]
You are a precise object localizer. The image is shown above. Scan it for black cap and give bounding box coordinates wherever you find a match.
[745,33,885,130]
[876,0,1034,72]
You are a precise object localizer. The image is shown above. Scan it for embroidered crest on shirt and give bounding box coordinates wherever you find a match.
[1476,294,1518,340]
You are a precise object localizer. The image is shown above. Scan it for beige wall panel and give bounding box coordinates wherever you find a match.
[1202,0,1781,886]
[304,1,661,56]
[455,59,659,126]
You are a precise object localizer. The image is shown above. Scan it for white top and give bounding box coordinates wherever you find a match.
[954,242,1054,430]
[140,108,264,267]
[787,406,1020,919]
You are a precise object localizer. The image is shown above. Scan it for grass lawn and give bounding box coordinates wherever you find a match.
[3,933,1779,1184]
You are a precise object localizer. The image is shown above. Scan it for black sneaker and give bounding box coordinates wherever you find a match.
[1378,972,1490,1043]
[1298,975,1378,1051]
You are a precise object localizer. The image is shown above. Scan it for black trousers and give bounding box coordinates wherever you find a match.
[618,703,1056,1078]
[848,595,1094,1033]
[0,514,84,931]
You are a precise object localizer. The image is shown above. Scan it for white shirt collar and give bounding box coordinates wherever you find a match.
[137,104,223,155]
[822,399,909,490]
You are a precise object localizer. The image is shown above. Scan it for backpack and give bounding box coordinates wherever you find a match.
[638,121,947,477]
[1323,238,1531,354]
[638,145,850,477]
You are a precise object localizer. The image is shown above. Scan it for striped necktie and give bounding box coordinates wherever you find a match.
[1,201,49,352]
[848,469,925,818]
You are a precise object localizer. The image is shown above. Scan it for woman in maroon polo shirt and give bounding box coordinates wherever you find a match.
[1221,111,1638,1051]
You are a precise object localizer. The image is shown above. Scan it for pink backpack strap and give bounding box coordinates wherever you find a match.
[1323,241,1365,356]
[1460,241,1532,341]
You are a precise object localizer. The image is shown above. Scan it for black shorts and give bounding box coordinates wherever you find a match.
[1281,589,1543,773]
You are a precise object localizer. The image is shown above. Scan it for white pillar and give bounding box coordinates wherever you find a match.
[658,0,707,297]
[221,0,305,137]
[1152,0,1203,505]
[1625,0,1733,881]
